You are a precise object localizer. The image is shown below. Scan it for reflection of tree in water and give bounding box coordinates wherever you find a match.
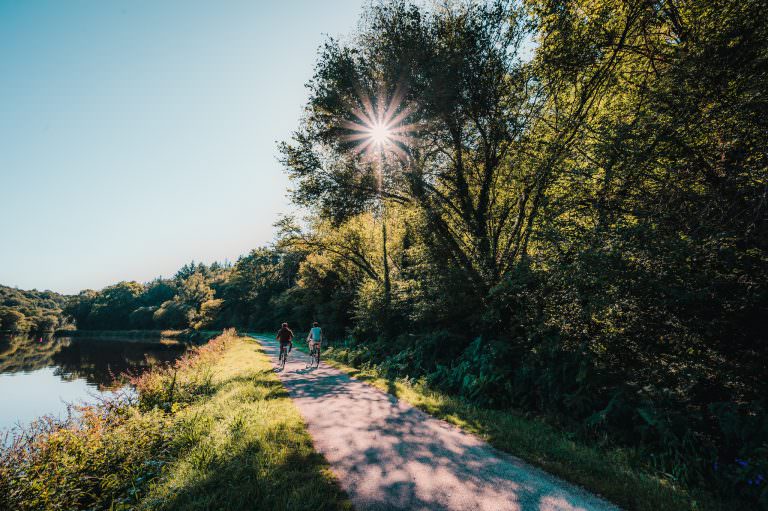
[0,334,61,373]
[0,335,187,388]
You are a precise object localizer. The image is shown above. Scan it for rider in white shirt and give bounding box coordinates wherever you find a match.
[307,321,323,352]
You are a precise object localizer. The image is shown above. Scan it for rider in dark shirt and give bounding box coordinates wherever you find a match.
[276,322,294,353]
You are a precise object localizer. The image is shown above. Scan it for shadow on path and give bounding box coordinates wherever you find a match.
[251,336,620,511]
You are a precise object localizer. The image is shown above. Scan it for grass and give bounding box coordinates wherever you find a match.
[314,345,728,511]
[0,331,350,511]
[4,329,731,510]
[138,335,351,511]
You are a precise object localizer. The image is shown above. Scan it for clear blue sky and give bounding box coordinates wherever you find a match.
[0,0,364,294]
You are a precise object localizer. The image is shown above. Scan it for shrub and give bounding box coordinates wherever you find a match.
[0,399,173,511]
[0,329,238,511]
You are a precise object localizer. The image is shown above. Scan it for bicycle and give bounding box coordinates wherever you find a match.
[307,342,320,369]
[277,343,289,371]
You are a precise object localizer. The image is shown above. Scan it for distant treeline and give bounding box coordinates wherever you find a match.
[0,285,69,333]
[62,257,312,334]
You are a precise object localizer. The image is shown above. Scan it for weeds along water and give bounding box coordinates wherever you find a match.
[0,330,350,511]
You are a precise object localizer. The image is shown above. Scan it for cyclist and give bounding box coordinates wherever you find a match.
[307,321,323,352]
[276,322,294,354]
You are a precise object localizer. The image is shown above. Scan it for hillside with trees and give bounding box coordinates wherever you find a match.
[52,0,766,506]
[0,285,69,333]
[63,262,227,331]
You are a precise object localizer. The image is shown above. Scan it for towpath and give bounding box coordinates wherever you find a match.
[252,336,620,511]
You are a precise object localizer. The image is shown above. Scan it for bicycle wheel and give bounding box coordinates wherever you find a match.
[279,347,286,370]
[306,345,315,369]
[313,346,320,368]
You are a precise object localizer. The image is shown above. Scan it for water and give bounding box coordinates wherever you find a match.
[0,334,188,437]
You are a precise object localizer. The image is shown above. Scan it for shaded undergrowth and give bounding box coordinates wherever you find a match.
[320,345,750,511]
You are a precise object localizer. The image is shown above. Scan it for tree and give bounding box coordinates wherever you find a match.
[63,290,99,329]
[0,309,27,332]
[140,279,176,307]
[1,285,67,331]
[279,0,616,322]
[87,281,144,329]
[129,306,158,329]
[191,299,224,330]
[176,273,214,311]
[34,314,59,332]
[277,1,768,503]
[152,300,191,329]
[220,247,302,330]
[175,261,208,281]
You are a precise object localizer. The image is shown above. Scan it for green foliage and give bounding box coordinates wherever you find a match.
[130,306,159,329]
[191,299,223,330]
[142,279,177,306]
[272,1,768,508]
[0,406,173,511]
[87,281,145,328]
[62,263,232,332]
[152,300,192,329]
[0,285,68,332]
[0,309,26,332]
[176,273,214,310]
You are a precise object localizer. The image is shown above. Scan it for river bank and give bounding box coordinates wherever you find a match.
[0,333,190,435]
[0,330,349,511]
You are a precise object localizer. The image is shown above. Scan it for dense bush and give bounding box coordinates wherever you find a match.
[0,405,173,511]
[0,285,68,333]
[0,329,238,511]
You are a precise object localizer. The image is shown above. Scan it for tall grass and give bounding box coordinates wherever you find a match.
[0,402,173,510]
[0,330,348,511]
[138,334,350,511]
[131,329,234,410]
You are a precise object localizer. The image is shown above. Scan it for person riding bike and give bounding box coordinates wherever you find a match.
[276,322,293,353]
[307,321,323,352]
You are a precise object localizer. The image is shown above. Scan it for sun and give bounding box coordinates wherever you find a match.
[340,85,418,160]
[369,122,391,146]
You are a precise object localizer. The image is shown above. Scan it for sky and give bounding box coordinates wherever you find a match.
[0,0,364,294]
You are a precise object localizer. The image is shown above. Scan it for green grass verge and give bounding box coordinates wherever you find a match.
[314,346,728,511]
[0,332,350,511]
[138,336,351,511]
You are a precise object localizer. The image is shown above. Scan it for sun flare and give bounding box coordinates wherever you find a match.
[340,85,418,160]
[370,122,391,145]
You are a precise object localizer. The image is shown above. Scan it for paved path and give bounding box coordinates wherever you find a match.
[252,336,620,511]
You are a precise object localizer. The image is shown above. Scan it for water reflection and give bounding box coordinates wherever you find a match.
[0,334,187,434]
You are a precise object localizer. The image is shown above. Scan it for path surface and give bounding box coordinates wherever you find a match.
[253,336,620,511]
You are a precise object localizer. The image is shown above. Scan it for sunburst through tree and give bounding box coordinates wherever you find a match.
[340,85,419,162]
[337,85,419,317]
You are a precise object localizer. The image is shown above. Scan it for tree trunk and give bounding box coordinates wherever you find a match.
[382,215,391,319]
